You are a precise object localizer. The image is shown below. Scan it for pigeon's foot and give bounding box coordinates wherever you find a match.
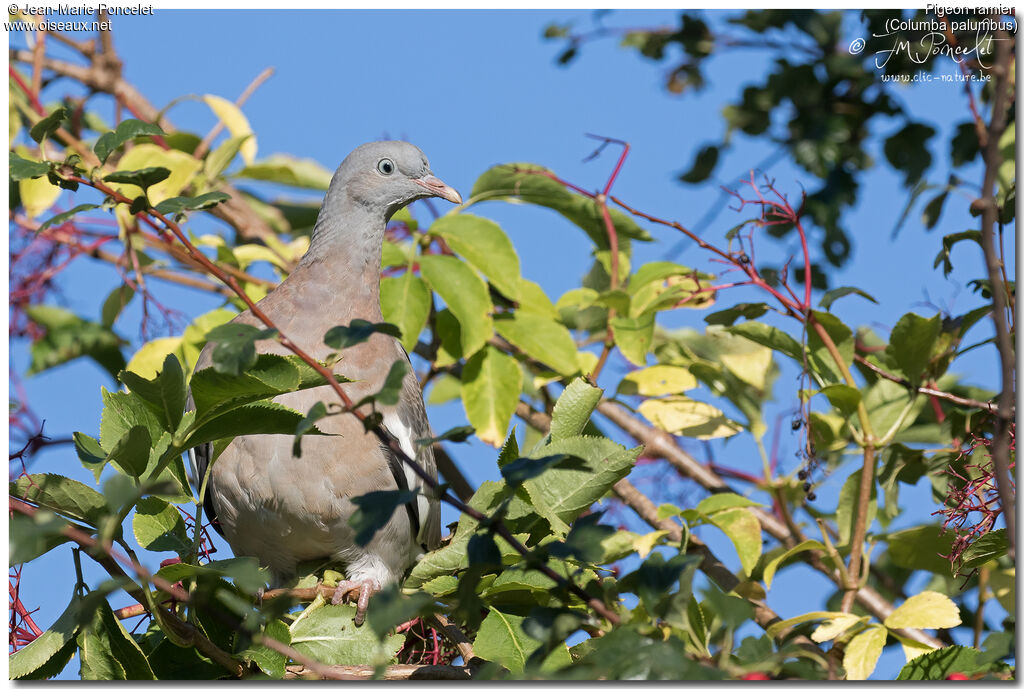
[329,579,380,625]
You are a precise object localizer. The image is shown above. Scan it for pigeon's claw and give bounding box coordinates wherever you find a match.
[329,579,380,626]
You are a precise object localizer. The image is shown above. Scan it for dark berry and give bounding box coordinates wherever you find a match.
[797,469,808,480]
[806,492,817,501]
[803,482,812,492]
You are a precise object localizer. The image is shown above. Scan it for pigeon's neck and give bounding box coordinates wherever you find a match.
[293,192,389,322]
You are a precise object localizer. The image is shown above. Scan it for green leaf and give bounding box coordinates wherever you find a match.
[704,302,769,326]
[933,230,983,277]
[836,468,877,547]
[9,595,81,679]
[884,591,961,630]
[678,144,719,183]
[93,119,164,164]
[961,529,1008,569]
[241,619,291,679]
[474,607,563,673]
[430,213,522,299]
[818,286,877,311]
[729,320,805,363]
[807,310,854,385]
[10,152,52,180]
[695,493,761,515]
[103,166,171,190]
[843,625,888,680]
[550,377,602,440]
[10,473,108,526]
[289,605,405,664]
[637,396,742,439]
[494,312,580,376]
[418,254,493,358]
[819,383,861,418]
[323,318,401,351]
[415,425,475,446]
[363,360,408,407]
[153,192,231,215]
[896,646,982,680]
[132,496,190,555]
[236,154,333,190]
[610,313,654,366]
[204,134,251,179]
[104,425,152,478]
[707,507,762,577]
[380,272,431,351]
[74,432,108,482]
[77,599,156,679]
[205,322,277,376]
[293,401,329,457]
[29,106,68,144]
[469,163,651,250]
[524,436,641,535]
[100,285,135,329]
[9,509,72,566]
[886,312,941,384]
[118,354,186,431]
[25,305,126,380]
[189,354,346,423]
[460,344,522,447]
[187,401,318,448]
[762,540,825,590]
[349,490,418,547]
[886,525,956,574]
[37,203,102,232]
[617,364,697,397]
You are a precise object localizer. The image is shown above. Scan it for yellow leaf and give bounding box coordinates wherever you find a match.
[234,244,289,271]
[762,540,825,591]
[203,94,257,165]
[843,626,888,680]
[708,507,761,577]
[883,590,961,630]
[618,364,697,396]
[112,143,201,205]
[767,611,853,638]
[719,341,773,390]
[632,529,669,558]
[897,636,936,663]
[811,614,865,643]
[638,396,742,439]
[989,568,1014,614]
[126,337,183,378]
[18,175,62,219]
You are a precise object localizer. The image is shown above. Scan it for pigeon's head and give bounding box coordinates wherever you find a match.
[334,141,462,216]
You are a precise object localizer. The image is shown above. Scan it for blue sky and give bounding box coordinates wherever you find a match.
[9,9,1012,679]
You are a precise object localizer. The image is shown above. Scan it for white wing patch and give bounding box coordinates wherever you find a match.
[382,411,430,543]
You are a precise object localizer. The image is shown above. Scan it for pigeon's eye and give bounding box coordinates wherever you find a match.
[377,158,395,175]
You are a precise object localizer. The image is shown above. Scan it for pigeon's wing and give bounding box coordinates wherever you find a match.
[184,388,224,536]
[380,349,442,551]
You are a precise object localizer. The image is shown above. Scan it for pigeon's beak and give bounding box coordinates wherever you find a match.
[415,174,463,205]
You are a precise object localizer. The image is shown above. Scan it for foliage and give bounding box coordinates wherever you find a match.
[8,8,1015,682]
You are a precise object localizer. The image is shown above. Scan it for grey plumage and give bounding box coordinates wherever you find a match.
[189,142,461,621]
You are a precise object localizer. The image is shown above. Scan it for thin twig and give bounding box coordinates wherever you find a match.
[193,67,274,160]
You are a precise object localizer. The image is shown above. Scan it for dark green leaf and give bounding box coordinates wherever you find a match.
[187,401,320,448]
[349,489,418,546]
[818,286,877,311]
[133,496,191,555]
[678,144,720,183]
[414,425,475,446]
[103,166,171,190]
[292,400,329,457]
[74,432,108,482]
[361,359,408,407]
[93,119,165,164]
[105,425,152,478]
[9,595,81,679]
[78,599,156,679]
[10,473,108,526]
[36,204,102,232]
[501,454,584,485]
[886,312,941,384]
[323,318,401,350]
[118,354,187,431]
[704,302,769,325]
[366,586,438,640]
[205,322,277,376]
[550,377,602,440]
[960,529,1008,569]
[153,192,231,215]
[289,605,405,664]
[10,152,52,180]
[933,230,982,277]
[241,619,290,679]
[29,106,69,144]
[896,646,983,680]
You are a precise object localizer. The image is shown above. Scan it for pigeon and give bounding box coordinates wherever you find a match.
[189,141,461,624]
